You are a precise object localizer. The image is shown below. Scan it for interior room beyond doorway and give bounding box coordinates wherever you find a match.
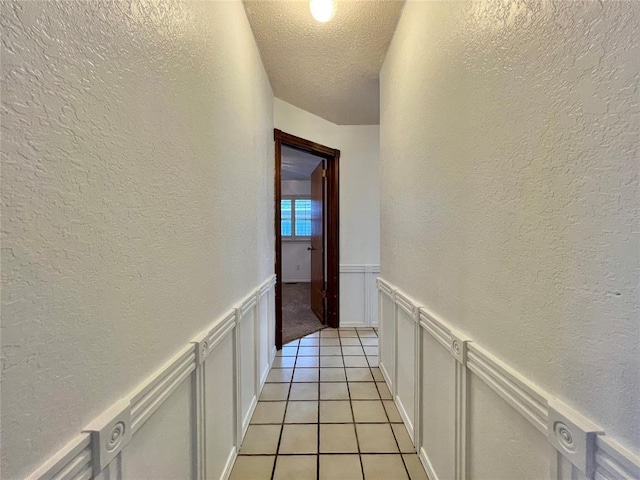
[281,145,325,343]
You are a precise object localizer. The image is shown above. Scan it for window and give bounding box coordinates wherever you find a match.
[281,197,312,240]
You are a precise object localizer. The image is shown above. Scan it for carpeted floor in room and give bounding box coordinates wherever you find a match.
[282,283,325,344]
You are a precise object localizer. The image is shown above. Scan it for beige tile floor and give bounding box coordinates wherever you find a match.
[230,328,429,480]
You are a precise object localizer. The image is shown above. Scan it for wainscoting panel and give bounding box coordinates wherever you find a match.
[258,285,272,388]
[378,278,396,394]
[339,264,380,327]
[238,297,258,438]
[467,374,550,479]
[421,329,456,480]
[203,333,236,480]
[26,275,277,480]
[376,277,640,480]
[396,298,417,439]
[340,268,365,326]
[121,379,194,480]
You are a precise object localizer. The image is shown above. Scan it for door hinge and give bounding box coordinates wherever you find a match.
[322,169,327,178]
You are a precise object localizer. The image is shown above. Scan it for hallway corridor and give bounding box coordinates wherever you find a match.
[229,328,428,480]
[4,1,638,478]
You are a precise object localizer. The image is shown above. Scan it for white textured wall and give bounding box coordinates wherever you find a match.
[381,0,639,460]
[0,1,273,478]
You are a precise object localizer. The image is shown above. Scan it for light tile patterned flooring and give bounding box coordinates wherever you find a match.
[230,328,429,480]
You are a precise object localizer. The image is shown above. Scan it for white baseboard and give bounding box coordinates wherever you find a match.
[260,364,270,390]
[419,447,440,480]
[241,395,258,440]
[395,395,414,442]
[221,446,237,480]
[379,361,393,394]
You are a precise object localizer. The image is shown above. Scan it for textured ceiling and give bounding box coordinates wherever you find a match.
[244,0,405,125]
[282,146,323,180]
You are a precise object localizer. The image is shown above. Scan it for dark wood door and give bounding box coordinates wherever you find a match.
[310,162,325,322]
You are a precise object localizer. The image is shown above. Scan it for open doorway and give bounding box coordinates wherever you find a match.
[274,130,340,350]
[280,147,324,342]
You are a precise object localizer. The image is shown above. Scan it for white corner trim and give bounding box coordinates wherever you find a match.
[595,436,640,480]
[26,434,92,480]
[130,345,197,434]
[547,400,604,478]
[82,399,132,475]
[466,343,548,435]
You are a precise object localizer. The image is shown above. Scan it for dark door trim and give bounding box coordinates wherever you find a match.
[274,129,340,350]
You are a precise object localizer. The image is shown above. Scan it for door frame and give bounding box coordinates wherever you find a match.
[274,129,340,350]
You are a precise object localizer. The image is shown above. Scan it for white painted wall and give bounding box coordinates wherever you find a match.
[1,1,274,478]
[275,99,380,325]
[380,1,640,479]
[282,242,311,282]
[282,180,312,282]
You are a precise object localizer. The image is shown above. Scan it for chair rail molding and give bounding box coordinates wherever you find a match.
[83,400,132,475]
[376,276,640,480]
[25,275,278,480]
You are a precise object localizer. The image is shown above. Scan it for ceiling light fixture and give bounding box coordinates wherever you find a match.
[310,0,336,23]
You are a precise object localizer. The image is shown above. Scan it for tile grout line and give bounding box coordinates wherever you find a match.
[238,329,419,479]
[269,342,296,480]
[316,346,321,480]
[361,328,413,480]
[340,329,366,480]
